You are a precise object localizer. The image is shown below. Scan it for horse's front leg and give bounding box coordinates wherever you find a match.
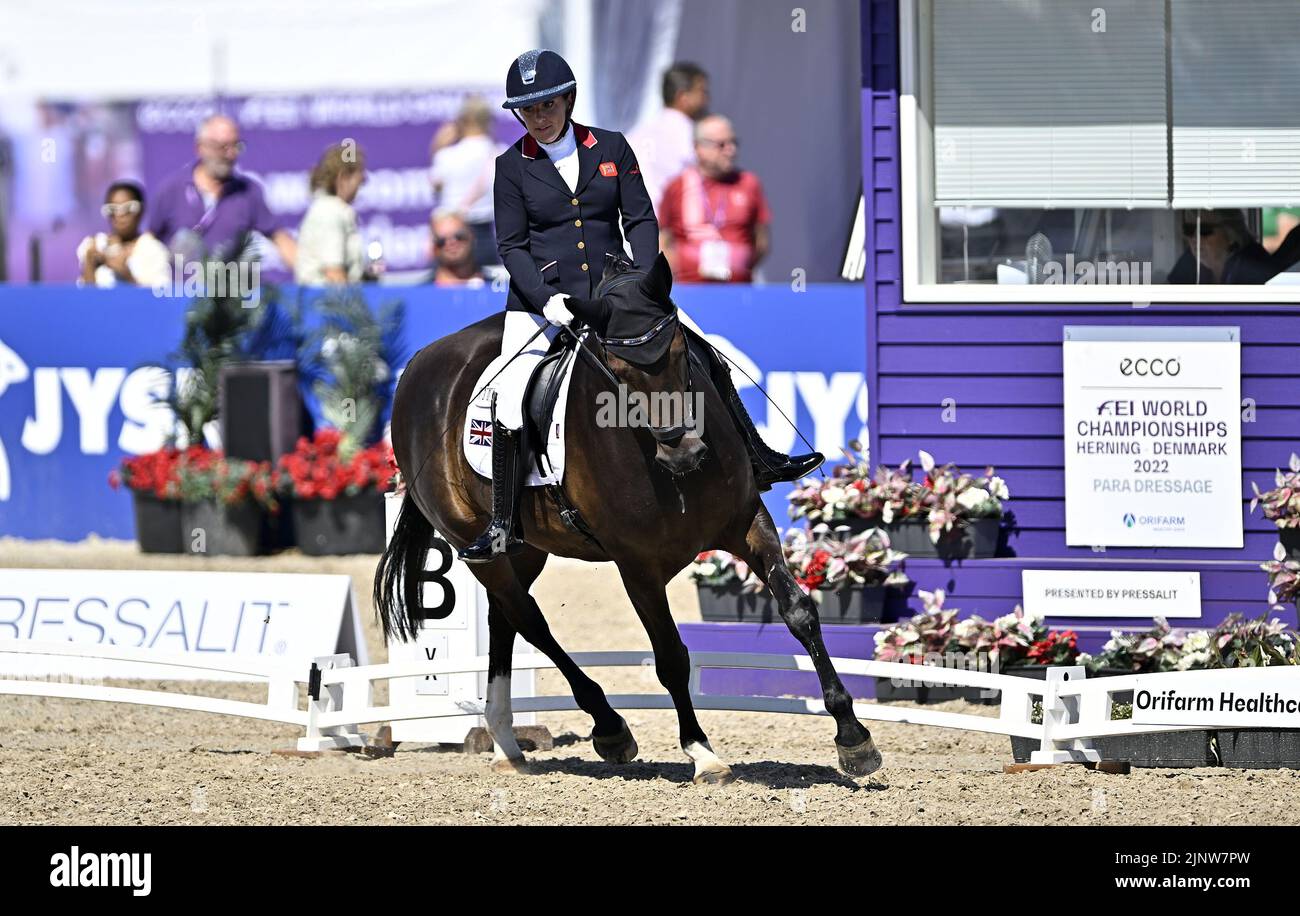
[736,509,883,777]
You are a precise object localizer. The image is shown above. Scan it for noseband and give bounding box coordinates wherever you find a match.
[577,309,698,446]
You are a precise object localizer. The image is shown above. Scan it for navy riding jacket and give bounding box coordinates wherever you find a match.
[494,122,659,313]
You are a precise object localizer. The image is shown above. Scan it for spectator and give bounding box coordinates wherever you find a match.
[658,115,771,283]
[296,143,367,285]
[429,210,485,286]
[627,62,710,212]
[149,114,297,268]
[430,95,502,268]
[76,180,171,288]
[1167,209,1275,284]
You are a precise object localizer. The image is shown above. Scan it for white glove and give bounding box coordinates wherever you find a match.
[543,293,574,327]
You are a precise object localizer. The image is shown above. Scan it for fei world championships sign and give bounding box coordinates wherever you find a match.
[1062,326,1242,548]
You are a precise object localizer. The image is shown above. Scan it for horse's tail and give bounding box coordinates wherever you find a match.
[373,492,434,643]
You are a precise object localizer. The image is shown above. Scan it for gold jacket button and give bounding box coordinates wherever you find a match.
[574,219,582,227]
[581,263,589,271]
[571,198,579,206]
[577,241,585,250]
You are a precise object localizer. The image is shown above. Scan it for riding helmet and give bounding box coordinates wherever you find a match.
[502,49,577,110]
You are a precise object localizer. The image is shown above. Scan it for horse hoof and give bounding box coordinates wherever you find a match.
[837,737,883,777]
[592,720,638,764]
[692,762,734,786]
[490,755,531,775]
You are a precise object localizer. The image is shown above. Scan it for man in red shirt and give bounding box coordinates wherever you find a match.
[658,115,771,283]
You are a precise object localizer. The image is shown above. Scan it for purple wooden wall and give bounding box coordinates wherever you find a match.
[858,0,1298,636]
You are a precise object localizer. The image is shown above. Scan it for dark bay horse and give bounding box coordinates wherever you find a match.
[376,254,882,783]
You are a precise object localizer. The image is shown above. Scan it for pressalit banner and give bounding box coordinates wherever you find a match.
[1131,668,1300,728]
[0,569,368,680]
[1062,325,1242,548]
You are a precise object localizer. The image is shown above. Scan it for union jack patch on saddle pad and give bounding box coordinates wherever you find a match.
[468,419,493,446]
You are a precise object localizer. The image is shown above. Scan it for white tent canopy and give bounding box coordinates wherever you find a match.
[0,0,546,100]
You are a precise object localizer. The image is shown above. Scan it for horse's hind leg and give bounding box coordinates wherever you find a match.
[468,549,633,769]
[733,509,883,778]
[619,567,733,785]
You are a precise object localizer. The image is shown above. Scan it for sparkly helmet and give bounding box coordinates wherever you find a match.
[502,49,577,112]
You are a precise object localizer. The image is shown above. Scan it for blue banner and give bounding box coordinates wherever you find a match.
[0,284,866,540]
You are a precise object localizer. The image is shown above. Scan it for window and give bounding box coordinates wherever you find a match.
[901,0,1300,301]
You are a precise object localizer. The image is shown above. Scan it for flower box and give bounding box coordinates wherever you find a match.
[292,493,387,555]
[1009,731,1216,768]
[132,493,184,554]
[1214,729,1300,769]
[884,517,1000,559]
[696,584,887,625]
[180,500,266,557]
[697,583,780,624]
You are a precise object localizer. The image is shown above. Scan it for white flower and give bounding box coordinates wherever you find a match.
[696,562,717,578]
[994,611,1020,630]
[987,476,1010,501]
[953,618,982,639]
[918,449,936,472]
[956,487,990,511]
[881,504,894,524]
[822,486,847,507]
[1182,630,1210,652]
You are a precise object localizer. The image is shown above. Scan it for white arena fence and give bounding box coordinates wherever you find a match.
[0,640,1287,764]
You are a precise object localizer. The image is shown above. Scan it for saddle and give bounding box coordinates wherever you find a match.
[462,333,581,487]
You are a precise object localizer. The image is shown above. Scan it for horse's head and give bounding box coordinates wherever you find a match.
[569,252,707,477]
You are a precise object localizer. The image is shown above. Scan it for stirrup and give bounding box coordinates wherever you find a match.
[458,420,527,563]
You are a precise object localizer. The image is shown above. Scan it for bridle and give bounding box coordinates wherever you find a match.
[566,291,699,446]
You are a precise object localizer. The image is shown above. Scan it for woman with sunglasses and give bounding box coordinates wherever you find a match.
[458,48,823,562]
[76,181,171,288]
[1167,208,1275,285]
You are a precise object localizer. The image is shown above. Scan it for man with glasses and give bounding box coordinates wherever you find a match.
[149,114,297,269]
[429,211,485,286]
[658,114,770,283]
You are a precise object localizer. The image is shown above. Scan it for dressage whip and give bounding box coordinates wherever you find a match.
[710,348,829,481]
[402,319,552,495]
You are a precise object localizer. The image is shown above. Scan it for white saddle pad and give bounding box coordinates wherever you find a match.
[462,348,579,487]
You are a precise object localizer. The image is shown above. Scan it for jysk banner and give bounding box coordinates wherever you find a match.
[0,284,867,541]
[1062,325,1243,548]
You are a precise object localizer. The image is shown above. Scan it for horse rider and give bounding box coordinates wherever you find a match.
[458,48,823,563]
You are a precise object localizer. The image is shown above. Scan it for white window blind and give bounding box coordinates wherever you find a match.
[932,0,1169,208]
[1171,0,1300,209]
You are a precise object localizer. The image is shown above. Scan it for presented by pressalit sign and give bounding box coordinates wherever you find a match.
[1131,669,1300,728]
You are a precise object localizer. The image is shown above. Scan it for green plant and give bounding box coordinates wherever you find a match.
[1261,541,1300,609]
[1209,613,1298,668]
[1250,452,1300,528]
[787,445,1010,544]
[783,526,910,594]
[1083,619,1211,673]
[163,256,278,446]
[175,447,278,511]
[301,290,404,453]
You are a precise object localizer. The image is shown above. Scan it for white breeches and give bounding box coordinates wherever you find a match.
[493,310,557,430]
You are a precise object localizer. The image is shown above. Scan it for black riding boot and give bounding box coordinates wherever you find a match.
[458,420,527,563]
[704,345,825,491]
